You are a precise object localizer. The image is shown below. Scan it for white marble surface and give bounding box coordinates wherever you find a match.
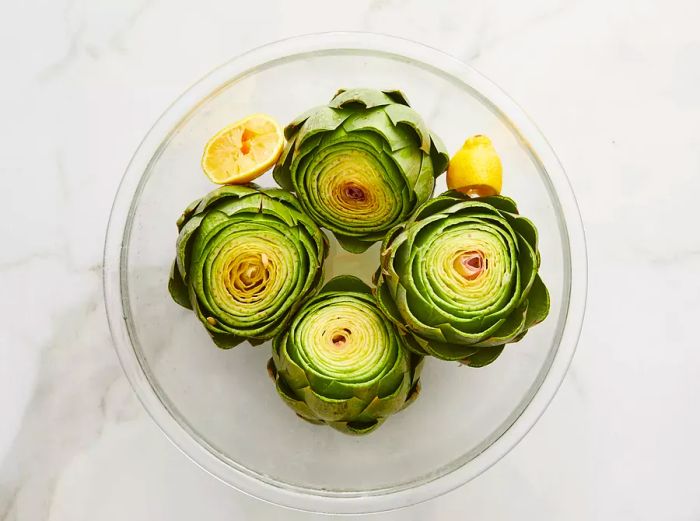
[2,0,700,519]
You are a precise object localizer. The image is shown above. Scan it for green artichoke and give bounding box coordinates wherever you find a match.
[273,88,449,253]
[268,275,422,435]
[375,191,550,367]
[168,185,328,349]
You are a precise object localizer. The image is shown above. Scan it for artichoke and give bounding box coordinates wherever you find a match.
[168,185,328,348]
[273,88,449,253]
[375,191,550,367]
[268,275,422,435]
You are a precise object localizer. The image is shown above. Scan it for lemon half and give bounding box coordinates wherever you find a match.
[446,134,502,197]
[202,114,284,185]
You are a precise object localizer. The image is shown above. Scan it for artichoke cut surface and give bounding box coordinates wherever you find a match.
[168,185,328,349]
[274,88,449,253]
[268,276,422,435]
[375,191,550,366]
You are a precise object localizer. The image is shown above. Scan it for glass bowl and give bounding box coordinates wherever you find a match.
[103,32,586,514]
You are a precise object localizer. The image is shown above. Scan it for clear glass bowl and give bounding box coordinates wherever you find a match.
[104,32,586,514]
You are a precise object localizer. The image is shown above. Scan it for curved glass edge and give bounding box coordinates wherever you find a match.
[103,31,587,515]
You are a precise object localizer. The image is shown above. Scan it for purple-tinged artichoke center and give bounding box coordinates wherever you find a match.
[332,334,347,347]
[343,184,366,202]
[454,250,486,281]
[330,327,352,349]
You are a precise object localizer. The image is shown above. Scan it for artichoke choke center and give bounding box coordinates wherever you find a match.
[454,250,486,281]
[342,183,367,203]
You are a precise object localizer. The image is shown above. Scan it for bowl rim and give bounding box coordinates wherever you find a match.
[103,31,587,514]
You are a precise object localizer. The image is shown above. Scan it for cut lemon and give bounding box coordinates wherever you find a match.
[201,114,284,184]
[446,134,502,197]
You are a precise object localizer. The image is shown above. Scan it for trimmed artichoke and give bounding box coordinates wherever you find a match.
[268,275,422,435]
[375,191,550,367]
[273,88,449,253]
[168,185,328,349]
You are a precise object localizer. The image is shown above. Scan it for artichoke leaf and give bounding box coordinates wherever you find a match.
[460,345,505,368]
[168,260,192,309]
[320,275,371,295]
[524,274,550,328]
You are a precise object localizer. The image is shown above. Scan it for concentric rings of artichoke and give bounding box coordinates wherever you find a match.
[301,142,403,235]
[422,226,512,313]
[293,297,394,382]
[168,185,328,349]
[376,192,550,364]
[273,88,449,253]
[193,230,301,321]
[269,277,422,434]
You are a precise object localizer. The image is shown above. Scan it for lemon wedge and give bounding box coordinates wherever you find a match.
[201,114,284,185]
